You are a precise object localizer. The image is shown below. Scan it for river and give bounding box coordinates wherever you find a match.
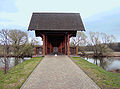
[0,57,31,69]
[84,57,120,73]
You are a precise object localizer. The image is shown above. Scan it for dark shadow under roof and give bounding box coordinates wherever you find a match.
[28,13,85,31]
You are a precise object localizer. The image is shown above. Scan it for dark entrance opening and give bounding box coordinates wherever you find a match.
[53,47,58,53]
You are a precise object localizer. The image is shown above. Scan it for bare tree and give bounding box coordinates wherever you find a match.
[71,32,87,55]
[99,33,116,56]
[89,31,116,56]
[30,38,40,46]
[0,29,10,74]
[89,31,101,56]
[8,30,28,58]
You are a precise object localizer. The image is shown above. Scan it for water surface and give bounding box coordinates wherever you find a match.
[0,57,31,69]
[84,57,120,72]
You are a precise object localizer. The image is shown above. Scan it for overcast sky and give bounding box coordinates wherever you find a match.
[0,0,120,42]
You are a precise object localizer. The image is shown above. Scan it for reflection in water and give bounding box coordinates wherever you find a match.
[0,57,31,69]
[84,57,120,72]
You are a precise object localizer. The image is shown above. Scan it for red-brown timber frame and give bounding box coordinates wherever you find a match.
[46,36,47,55]
[41,33,72,56]
[43,34,45,56]
[67,34,70,56]
[34,47,36,55]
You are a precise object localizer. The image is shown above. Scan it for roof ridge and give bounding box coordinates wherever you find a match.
[33,12,80,14]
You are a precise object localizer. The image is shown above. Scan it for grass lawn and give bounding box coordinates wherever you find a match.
[71,57,120,89]
[0,57,42,89]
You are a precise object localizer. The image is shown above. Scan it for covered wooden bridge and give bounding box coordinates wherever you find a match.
[28,13,85,56]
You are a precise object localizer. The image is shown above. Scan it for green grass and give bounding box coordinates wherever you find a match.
[0,57,42,89]
[71,57,120,89]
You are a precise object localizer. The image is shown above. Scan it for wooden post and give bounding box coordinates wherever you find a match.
[76,46,78,56]
[51,45,53,52]
[65,35,66,55]
[50,43,51,54]
[46,36,47,55]
[36,48,38,55]
[61,42,62,54]
[58,44,60,53]
[34,47,36,56]
[43,34,45,56]
[63,40,65,54]
[67,34,70,56]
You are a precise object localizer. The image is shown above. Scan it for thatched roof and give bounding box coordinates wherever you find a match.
[28,13,85,31]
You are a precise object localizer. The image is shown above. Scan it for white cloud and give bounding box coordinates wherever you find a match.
[0,0,18,12]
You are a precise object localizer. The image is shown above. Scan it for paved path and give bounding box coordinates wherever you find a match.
[21,55,100,89]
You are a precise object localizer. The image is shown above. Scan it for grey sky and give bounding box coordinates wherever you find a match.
[0,0,120,26]
[0,0,120,42]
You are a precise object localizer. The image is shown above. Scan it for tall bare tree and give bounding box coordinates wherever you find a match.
[89,31,116,56]
[0,29,10,74]
[89,31,101,56]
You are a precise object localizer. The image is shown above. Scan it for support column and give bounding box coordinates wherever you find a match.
[65,35,66,55]
[34,47,36,56]
[76,46,78,56]
[45,36,47,55]
[61,42,62,54]
[51,45,53,53]
[62,40,65,54]
[67,34,70,56]
[43,34,45,56]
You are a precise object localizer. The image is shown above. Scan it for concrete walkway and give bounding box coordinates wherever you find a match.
[21,55,100,89]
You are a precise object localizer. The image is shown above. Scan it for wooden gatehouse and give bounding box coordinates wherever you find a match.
[28,13,85,56]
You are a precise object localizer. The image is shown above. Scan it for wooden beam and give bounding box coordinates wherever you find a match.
[67,34,70,56]
[43,34,45,56]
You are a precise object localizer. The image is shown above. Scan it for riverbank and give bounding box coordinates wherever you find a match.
[80,52,120,57]
[83,57,120,73]
[0,57,42,89]
[71,57,120,89]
